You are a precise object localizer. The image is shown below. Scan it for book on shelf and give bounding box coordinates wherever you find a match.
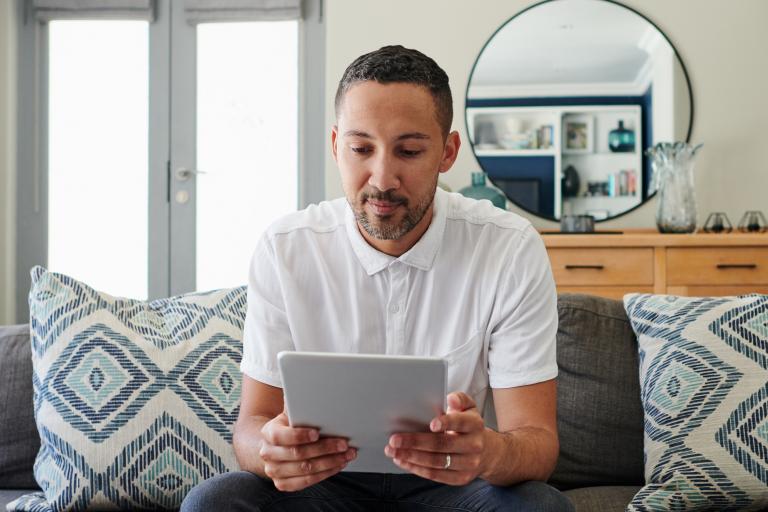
[606,169,637,197]
[537,125,553,149]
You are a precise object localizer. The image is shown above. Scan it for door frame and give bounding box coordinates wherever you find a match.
[14,0,325,322]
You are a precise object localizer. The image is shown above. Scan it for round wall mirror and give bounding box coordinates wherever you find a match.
[465,0,694,222]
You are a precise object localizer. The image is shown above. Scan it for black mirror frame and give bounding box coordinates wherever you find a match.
[464,0,695,223]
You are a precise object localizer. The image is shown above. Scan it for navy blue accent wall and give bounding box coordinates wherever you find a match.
[479,156,555,218]
[467,96,646,108]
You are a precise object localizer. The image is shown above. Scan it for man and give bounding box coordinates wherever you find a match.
[182,45,573,511]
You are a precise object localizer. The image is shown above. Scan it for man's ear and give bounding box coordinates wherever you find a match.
[439,131,461,174]
[331,125,339,163]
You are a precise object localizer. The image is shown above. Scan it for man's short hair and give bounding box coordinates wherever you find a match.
[334,45,453,138]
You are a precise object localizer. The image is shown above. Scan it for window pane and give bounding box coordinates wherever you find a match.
[196,22,298,291]
[48,21,148,299]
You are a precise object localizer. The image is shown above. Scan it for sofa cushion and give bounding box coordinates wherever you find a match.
[10,266,246,512]
[624,293,768,511]
[0,324,40,490]
[563,485,641,512]
[549,294,645,490]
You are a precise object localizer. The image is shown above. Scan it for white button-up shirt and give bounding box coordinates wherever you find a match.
[241,188,558,415]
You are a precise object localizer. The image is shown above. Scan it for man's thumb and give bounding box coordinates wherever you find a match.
[446,392,476,413]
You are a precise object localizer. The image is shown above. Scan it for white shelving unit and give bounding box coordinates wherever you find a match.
[467,105,643,219]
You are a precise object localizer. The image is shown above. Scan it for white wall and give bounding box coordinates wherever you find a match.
[649,37,675,143]
[0,0,17,325]
[324,0,768,230]
[1,0,767,317]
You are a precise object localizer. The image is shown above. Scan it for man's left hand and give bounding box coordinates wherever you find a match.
[384,392,489,485]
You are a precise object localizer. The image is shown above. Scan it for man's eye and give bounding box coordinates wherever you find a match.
[400,149,422,157]
[350,146,371,154]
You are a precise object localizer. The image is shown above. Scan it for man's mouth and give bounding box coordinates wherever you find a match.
[366,198,402,216]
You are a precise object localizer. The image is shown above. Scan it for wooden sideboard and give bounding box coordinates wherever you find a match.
[541,230,768,299]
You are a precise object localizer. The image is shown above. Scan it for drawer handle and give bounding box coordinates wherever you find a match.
[564,264,605,270]
[716,263,757,270]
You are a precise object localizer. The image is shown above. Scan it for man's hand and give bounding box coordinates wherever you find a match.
[384,392,488,485]
[259,412,357,491]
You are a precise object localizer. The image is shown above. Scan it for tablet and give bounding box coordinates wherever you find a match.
[278,351,447,473]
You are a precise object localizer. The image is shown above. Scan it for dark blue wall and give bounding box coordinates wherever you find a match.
[479,156,556,218]
[467,96,648,109]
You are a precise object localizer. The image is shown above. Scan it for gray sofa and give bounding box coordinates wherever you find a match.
[0,294,645,510]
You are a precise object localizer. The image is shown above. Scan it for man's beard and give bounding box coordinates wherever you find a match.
[349,182,437,241]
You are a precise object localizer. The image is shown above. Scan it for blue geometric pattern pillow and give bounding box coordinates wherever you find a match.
[624,293,768,511]
[8,267,246,512]
[4,492,48,512]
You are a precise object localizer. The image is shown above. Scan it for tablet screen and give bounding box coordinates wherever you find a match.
[278,351,447,473]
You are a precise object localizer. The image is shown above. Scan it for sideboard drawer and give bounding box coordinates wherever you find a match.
[548,248,654,286]
[667,285,768,296]
[667,247,768,285]
[557,285,654,300]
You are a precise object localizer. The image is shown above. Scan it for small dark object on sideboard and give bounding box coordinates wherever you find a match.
[737,210,767,233]
[703,212,733,233]
[561,214,595,233]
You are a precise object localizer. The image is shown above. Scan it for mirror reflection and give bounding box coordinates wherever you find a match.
[465,0,693,221]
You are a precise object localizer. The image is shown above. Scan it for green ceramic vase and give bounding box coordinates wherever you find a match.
[458,172,506,209]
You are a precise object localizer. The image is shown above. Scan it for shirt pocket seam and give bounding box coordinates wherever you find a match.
[440,331,486,396]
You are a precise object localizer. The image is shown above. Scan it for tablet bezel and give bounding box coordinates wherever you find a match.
[278,351,447,473]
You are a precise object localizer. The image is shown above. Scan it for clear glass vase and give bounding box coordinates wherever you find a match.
[647,142,703,233]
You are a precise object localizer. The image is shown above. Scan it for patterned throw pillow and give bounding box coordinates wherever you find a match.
[624,293,768,511]
[8,267,246,512]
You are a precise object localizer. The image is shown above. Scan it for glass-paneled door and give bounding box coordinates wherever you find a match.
[168,0,298,295]
[16,0,321,321]
[47,20,150,299]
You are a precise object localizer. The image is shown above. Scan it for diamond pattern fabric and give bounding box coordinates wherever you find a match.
[8,266,246,511]
[624,293,768,511]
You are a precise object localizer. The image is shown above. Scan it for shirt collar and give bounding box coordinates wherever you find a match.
[345,188,448,276]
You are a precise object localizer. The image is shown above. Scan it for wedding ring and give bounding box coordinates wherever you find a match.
[444,454,452,469]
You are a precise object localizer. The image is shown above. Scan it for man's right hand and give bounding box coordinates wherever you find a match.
[259,412,357,491]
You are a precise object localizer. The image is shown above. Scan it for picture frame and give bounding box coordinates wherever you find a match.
[562,115,594,154]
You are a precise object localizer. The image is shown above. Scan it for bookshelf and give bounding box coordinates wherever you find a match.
[467,105,643,219]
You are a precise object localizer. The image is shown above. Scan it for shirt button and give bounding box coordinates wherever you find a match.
[389,304,400,314]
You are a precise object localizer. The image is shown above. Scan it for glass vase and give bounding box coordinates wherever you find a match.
[647,142,703,233]
[458,172,506,209]
[608,120,635,152]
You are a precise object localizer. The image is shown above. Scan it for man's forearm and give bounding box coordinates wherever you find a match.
[479,426,559,486]
[232,414,273,477]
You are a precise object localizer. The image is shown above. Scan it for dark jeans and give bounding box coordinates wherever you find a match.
[180,471,574,512]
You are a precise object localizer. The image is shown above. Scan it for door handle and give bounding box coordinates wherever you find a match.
[716,263,757,269]
[564,264,605,270]
[175,167,207,181]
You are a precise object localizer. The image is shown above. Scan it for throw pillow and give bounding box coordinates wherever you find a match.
[624,293,768,511]
[9,266,246,512]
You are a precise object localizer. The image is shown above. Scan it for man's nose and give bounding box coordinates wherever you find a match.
[367,153,400,192]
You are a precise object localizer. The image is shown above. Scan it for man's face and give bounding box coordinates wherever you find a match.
[332,81,459,245]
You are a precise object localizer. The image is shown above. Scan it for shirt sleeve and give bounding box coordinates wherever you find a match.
[239,233,295,387]
[488,224,558,388]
